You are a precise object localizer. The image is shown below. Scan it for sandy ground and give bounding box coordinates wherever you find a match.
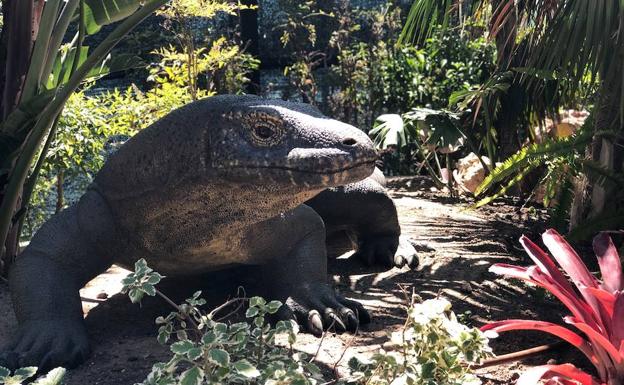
[0,177,591,384]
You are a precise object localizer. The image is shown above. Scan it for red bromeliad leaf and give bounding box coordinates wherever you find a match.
[564,316,623,364]
[490,264,601,328]
[481,319,598,366]
[543,230,604,323]
[613,293,624,352]
[543,229,599,290]
[520,235,578,298]
[545,378,596,385]
[593,233,624,293]
[583,288,616,317]
[517,364,602,385]
[578,286,614,336]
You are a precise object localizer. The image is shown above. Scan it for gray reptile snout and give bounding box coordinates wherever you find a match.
[336,128,377,163]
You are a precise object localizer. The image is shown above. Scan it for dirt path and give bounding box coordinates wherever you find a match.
[0,178,581,384]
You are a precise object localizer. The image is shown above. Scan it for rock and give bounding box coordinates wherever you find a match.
[535,109,589,142]
[452,153,497,195]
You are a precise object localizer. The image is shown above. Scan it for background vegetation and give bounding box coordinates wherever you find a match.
[0,0,620,259]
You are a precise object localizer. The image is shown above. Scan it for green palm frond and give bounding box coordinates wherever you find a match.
[398,0,454,46]
[474,130,592,197]
[370,114,407,149]
[402,0,624,111]
[531,1,622,84]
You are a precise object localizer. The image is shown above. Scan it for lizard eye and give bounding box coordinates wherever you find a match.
[246,113,285,147]
[253,124,274,140]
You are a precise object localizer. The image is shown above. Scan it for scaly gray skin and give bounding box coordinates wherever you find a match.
[306,168,418,268]
[0,95,378,371]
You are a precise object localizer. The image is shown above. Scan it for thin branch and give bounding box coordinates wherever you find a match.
[473,341,566,369]
[209,297,247,320]
[155,289,200,332]
[311,325,330,363]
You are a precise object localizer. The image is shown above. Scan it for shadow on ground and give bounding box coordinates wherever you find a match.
[0,182,582,385]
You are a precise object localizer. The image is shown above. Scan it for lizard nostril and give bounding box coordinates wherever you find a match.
[341,138,357,147]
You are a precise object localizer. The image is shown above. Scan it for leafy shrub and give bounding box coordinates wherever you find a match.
[370,108,483,192]
[483,229,624,385]
[23,39,257,239]
[121,259,322,385]
[328,14,494,131]
[346,298,492,385]
[121,260,492,385]
[0,367,65,385]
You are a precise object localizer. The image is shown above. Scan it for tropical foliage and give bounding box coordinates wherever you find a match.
[273,1,495,130]
[483,229,624,385]
[399,0,624,235]
[0,0,172,275]
[370,108,470,190]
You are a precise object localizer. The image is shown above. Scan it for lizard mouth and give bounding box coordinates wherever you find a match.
[241,159,377,174]
[217,158,377,187]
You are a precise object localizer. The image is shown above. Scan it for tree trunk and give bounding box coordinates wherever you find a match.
[239,0,260,95]
[2,0,36,118]
[55,170,64,213]
[569,64,624,232]
[491,0,522,161]
[0,0,37,276]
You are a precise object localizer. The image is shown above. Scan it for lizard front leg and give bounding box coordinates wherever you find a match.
[242,204,370,336]
[1,190,116,371]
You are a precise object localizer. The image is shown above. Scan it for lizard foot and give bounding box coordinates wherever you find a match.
[0,319,89,372]
[395,236,420,269]
[274,283,370,336]
[354,235,418,269]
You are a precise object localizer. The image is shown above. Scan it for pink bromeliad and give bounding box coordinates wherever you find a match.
[482,229,623,385]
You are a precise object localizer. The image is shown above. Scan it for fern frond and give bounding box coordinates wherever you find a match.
[550,176,574,232]
[473,164,537,208]
[474,131,591,197]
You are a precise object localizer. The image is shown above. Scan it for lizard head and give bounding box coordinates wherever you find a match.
[206,95,377,189]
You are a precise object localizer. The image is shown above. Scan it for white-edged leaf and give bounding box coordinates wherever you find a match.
[249,296,265,307]
[128,288,143,303]
[208,348,230,367]
[179,366,204,385]
[170,339,194,355]
[233,359,260,378]
[32,367,66,385]
[0,367,9,381]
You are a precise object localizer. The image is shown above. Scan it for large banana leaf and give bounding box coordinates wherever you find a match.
[19,0,151,105]
[84,0,143,34]
[47,48,144,89]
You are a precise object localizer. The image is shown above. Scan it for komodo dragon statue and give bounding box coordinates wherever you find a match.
[1,95,416,371]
